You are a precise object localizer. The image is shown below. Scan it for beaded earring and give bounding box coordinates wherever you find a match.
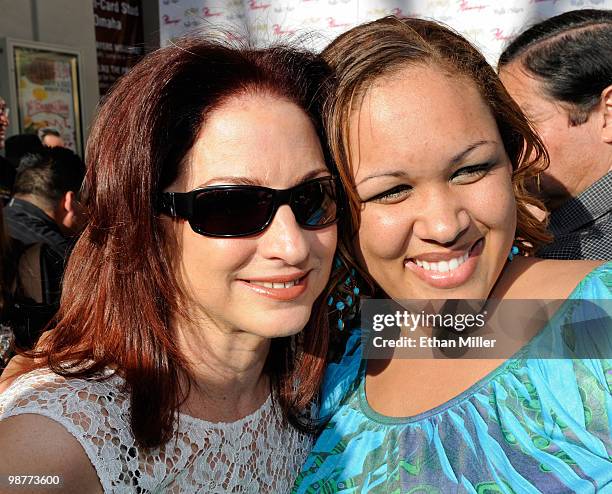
[508,245,520,261]
[327,257,360,331]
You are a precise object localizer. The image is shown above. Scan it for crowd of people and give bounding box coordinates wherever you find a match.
[0,100,85,366]
[0,8,609,494]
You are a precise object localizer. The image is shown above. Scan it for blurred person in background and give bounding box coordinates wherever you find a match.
[499,9,612,260]
[0,98,12,204]
[0,204,15,370]
[4,147,85,262]
[5,133,44,169]
[2,134,45,205]
[0,98,8,150]
[39,128,65,148]
[2,147,85,348]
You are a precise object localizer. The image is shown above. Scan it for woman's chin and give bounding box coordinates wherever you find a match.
[243,308,314,339]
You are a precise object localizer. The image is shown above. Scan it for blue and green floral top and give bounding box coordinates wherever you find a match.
[294,263,612,493]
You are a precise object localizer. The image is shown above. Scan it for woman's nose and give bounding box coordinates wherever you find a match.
[257,205,310,265]
[412,188,470,245]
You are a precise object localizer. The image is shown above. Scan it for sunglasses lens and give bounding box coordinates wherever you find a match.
[192,189,274,236]
[292,179,338,227]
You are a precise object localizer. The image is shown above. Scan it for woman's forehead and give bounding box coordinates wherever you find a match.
[350,66,496,142]
[345,66,503,184]
[172,95,326,190]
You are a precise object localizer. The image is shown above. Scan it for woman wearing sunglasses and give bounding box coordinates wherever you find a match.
[0,38,342,492]
[294,17,611,493]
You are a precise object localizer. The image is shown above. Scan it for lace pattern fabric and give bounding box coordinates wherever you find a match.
[0,368,312,493]
[0,323,13,368]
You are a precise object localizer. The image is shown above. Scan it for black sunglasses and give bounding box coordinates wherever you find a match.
[158,176,340,237]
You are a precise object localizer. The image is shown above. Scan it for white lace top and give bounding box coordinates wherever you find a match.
[0,368,313,493]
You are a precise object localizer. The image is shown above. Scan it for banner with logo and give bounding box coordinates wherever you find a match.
[159,0,611,64]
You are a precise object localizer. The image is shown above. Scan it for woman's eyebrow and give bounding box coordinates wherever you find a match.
[449,140,496,165]
[197,167,330,188]
[356,140,497,186]
[298,168,331,183]
[356,170,409,186]
[198,176,262,187]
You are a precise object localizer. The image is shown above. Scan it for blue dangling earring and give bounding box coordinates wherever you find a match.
[327,256,360,331]
[508,245,520,261]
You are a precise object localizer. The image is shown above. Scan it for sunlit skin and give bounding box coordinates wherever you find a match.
[352,65,516,303]
[500,62,612,210]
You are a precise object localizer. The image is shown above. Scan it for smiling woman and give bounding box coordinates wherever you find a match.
[351,65,518,299]
[0,37,344,493]
[294,16,612,493]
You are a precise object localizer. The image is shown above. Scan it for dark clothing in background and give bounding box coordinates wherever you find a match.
[537,172,612,260]
[0,155,14,205]
[9,242,63,349]
[4,197,71,260]
[3,197,71,349]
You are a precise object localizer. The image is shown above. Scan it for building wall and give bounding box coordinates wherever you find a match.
[0,0,99,150]
[0,2,34,40]
[141,1,160,53]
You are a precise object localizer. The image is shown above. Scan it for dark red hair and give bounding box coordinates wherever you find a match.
[16,37,340,447]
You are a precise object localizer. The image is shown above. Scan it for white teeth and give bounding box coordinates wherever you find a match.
[250,279,299,289]
[413,251,469,272]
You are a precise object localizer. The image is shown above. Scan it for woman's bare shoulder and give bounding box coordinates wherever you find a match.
[0,414,102,493]
[0,355,37,393]
[0,332,54,393]
[498,258,605,299]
